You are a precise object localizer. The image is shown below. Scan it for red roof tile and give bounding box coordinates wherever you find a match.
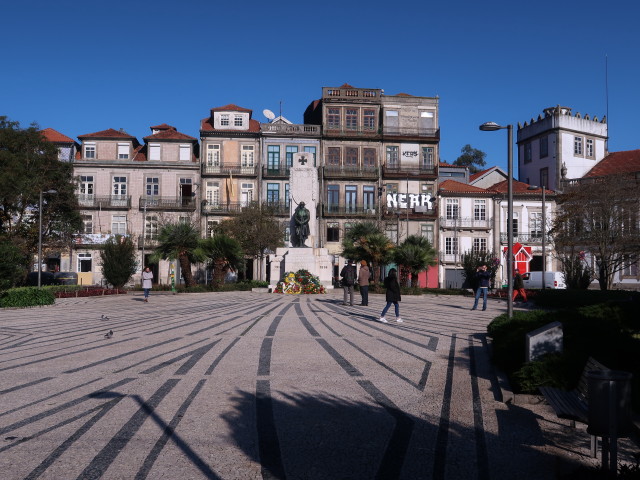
[40,128,74,143]
[131,145,146,162]
[438,180,492,194]
[489,179,553,195]
[439,161,466,168]
[469,167,493,182]
[209,104,253,114]
[339,83,356,88]
[395,93,414,97]
[584,149,640,177]
[150,123,175,131]
[200,117,261,133]
[78,128,137,140]
[143,129,196,141]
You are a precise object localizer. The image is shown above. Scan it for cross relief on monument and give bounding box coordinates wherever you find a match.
[298,155,307,166]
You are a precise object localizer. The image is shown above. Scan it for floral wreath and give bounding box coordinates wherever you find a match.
[274,269,326,295]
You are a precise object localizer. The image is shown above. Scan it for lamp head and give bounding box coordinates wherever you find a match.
[479,122,503,131]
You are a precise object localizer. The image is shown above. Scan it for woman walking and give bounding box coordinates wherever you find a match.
[358,260,370,306]
[379,268,402,323]
[142,267,153,303]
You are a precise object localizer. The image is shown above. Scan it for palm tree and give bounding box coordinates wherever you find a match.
[153,221,203,287]
[394,235,437,287]
[341,221,394,284]
[199,234,244,289]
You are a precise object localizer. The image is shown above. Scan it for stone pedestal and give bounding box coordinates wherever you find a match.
[269,247,334,289]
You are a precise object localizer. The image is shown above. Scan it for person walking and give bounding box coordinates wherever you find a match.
[357,260,370,306]
[142,266,153,303]
[379,268,402,323]
[513,268,528,303]
[471,264,491,311]
[340,260,357,306]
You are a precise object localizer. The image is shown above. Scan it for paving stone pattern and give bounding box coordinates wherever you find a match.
[0,292,635,479]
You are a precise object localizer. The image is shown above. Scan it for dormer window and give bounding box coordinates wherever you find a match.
[117,143,129,159]
[221,114,230,126]
[234,115,243,127]
[84,143,96,159]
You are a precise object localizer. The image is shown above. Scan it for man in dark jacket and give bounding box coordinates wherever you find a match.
[379,268,402,323]
[471,264,491,311]
[512,269,528,303]
[340,260,357,306]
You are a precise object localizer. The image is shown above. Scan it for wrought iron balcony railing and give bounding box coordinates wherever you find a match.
[500,233,548,244]
[439,217,493,229]
[323,166,379,179]
[139,196,196,210]
[77,194,131,209]
[202,165,257,175]
[262,166,291,177]
[322,205,378,216]
[383,165,437,177]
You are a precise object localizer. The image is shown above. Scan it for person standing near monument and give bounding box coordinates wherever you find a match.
[379,268,402,323]
[293,202,310,247]
[471,264,491,311]
[340,259,357,306]
[142,266,153,303]
[357,260,370,306]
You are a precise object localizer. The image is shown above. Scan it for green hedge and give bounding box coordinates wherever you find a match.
[532,289,640,309]
[0,287,55,308]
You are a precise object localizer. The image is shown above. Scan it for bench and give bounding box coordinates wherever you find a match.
[539,356,609,457]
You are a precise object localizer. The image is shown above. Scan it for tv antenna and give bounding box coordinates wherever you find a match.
[263,109,275,122]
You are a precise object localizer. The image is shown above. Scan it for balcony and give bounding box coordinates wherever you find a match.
[260,123,321,136]
[202,202,246,215]
[382,165,437,178]
[73,233,120,246]
[322,205,378,217]
[77,195,131,209]
[139,196,196,211]
[263,202,290,216]
[323,166,379,179]
[383,127,440,139]
[439,253,464,264]
[262,166,291,178]
[439,217,493,230]
[323,86,381,101]
[500,233,548,244]
[202,164,257,176]
[137,235,159,249]
[323,126,381,138]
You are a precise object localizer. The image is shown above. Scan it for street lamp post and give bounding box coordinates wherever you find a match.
[480,122,513,318]
[38,189,57,288]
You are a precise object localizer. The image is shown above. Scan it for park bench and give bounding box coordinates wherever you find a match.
[539,356,609,457]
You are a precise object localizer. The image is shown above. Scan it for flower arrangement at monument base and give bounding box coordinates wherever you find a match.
[274,269,326,294]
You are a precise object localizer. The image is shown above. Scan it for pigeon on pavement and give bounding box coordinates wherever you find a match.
[104,330,113,339]
[101,314,110,320]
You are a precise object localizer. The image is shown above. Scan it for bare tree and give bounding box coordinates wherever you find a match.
[551,174,640,290]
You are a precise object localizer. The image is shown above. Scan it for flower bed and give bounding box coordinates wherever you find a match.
[274,270,326,294]
[54,288,128,298]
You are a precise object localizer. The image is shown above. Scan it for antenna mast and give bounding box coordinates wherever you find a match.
[605,55,609,153]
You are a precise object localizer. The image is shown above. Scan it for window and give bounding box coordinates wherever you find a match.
[363,186,375,211]
[386,146,399,167]
[267,145,280,170]
[111,215,126,235]
[446,199,459,220]
[472,238,487,253]
[386,183,398,194]
[540,136,549,158]
[285,183,290,208]
[234,115,243,127]
[540,167,549,189]
[284,225,290,243]
[149,144,161,161]
[385,110,399,132]
[510,212,519,237]
[421,223,434,245]
[286,146,298,168]
[574,136,583,155]
[327,223,340,242]
[363,109,376,130]
[327,185,339,212]
[622,256,638,277]
[386,223,398,244]
[84,143,96,159]
[113,176,127,196]
[206,144,220,166]
[420,111,435,130]
[146,177,159,197]
[421,147,434,168]
[77,253,92,273]
[241,183,253,206]
[117,143,129,159]
[586,138,595,158]
[327,147,340,166]
[474,199,486,221]
[78,176,94,203]
[178,216,190,224]
[144,215,158,239]
[524,143,532,163]
[206,181,220,207]
[267,183,280,204]
[81,214,93,234]
[304,146,317,166]
[179,145,190,161]
[242,145,254,167]
[221,114,230,126]
[327,108,340,129]
[345,185,357,212]
[530,212,542,239]
[445,237,458,255]
[206,220,219,238]
[345,147,358,166]
[346,109,358,130]
[363,148,376,167]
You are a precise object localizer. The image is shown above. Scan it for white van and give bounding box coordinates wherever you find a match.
[521,271,566,289]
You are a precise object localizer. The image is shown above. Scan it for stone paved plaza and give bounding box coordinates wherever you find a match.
[0,291,636,479]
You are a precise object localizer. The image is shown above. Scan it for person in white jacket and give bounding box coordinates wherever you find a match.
[142,267,153,302]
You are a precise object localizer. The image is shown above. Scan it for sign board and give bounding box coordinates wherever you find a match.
[386,193,433,209]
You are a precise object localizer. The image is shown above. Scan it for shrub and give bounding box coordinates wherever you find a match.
[100,235,138,288]
[0,287,55,308]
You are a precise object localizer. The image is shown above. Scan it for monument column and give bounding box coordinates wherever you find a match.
[290,152,319,247]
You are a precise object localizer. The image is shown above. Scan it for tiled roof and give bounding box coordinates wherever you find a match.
[143,129,196,141]
[200,117,261,133]
[40,128,74,143]
[584,149,640,177]
[469,167,493,182]
[131,145,146,162]
[209,104,253,114]
[395,93,414,97]
[438,180,492,194]
[339,83,356,88]
[150,123,174,130]
[78,128,137,140]
[489,179,553,195]
[439,161,466,169]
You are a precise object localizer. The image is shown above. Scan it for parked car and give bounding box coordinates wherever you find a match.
[522,271,566,289]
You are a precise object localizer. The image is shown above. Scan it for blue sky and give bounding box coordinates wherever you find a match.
[3,0,638,175]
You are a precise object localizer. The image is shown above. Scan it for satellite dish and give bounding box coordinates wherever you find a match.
[263,109,275,121]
